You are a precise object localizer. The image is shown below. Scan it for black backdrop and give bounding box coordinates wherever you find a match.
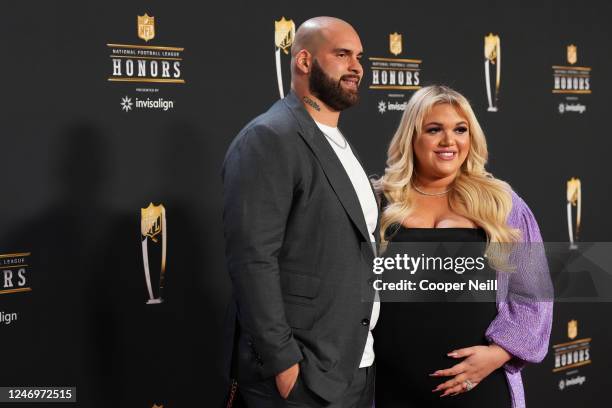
[1,0,611,407]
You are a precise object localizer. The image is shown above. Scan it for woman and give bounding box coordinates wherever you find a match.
[373,85,553,408]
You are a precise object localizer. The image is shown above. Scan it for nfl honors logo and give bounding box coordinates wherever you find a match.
[138,14,155,42]
[107,14,185,85]
[552,43,591,96]
[369,32,422,114]
[552,319,591,373]
[0,253,32,295]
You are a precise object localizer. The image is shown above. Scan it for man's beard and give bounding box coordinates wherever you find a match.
[309,59,360,111]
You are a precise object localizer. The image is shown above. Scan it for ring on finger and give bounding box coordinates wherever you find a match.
[463,379,474,391]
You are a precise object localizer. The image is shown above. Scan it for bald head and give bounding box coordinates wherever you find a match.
[289,17,363,112]
[291,17,358,58]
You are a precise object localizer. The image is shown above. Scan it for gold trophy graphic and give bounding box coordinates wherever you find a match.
[484,33,501,112]
[274,17,295,98]
[566,177,581,250]
[141,203,167,304]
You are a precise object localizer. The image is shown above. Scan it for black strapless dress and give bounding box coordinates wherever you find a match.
[374,227,511,408]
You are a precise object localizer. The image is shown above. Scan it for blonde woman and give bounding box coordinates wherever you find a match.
[373,85,552,408]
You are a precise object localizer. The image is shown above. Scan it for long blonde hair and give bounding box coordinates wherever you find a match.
[375,85,520,264]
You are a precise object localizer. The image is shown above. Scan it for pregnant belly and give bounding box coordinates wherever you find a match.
[374,302,510,407]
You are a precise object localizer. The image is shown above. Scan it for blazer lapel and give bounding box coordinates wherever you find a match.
[283,92,373,247]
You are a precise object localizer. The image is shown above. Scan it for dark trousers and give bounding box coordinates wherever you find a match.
[239,363,375,408]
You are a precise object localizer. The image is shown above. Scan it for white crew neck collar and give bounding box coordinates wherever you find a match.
[314,121,338,131]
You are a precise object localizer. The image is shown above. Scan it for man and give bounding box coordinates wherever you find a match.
[222,16,379,407]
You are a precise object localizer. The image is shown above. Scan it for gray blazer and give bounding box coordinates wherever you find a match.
[221,91,378,403]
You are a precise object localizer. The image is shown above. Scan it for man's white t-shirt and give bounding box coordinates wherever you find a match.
[315,121,380,368]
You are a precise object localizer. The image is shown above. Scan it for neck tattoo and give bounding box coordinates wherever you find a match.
[303,96,321,111]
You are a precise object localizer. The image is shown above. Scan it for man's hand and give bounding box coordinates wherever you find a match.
[431,344,512,397]
[275,363,300,399]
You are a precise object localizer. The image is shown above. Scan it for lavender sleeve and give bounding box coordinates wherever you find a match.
[484,190,554,374]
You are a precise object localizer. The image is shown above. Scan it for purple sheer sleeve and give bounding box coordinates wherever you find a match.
[484,190,554,374]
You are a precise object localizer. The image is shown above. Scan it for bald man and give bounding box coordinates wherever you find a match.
[222,17,378,407]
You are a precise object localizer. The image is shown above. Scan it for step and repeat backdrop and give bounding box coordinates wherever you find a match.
[1,0,611,407]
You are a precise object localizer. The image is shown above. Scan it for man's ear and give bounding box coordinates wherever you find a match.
[295,50,311,74]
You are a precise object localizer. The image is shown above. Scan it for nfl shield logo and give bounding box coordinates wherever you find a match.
[484,33,499,62]
[138,13,155,42]
[567,44,577,65]
[275,17,295,55]
[141,203,165,242]
[568,319,578,340]
[389,32,402,56]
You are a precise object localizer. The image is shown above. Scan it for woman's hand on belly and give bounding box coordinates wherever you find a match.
[429,344,512,397]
